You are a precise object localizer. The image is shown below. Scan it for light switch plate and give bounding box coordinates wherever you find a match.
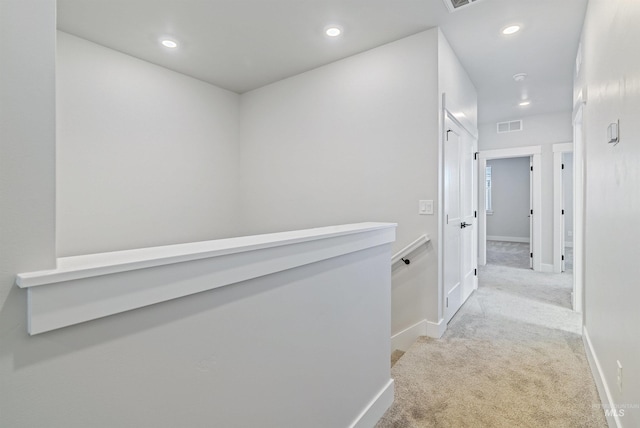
[419,200,433,215]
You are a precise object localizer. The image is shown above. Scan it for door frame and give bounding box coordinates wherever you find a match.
[553,142,573,274]
[572,91,586,315]
[478,146,542,272]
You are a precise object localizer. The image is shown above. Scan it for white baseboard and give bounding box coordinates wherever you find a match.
[391,320,427,352]
[426,318,446,338]
[350,379,394,428]
[541,263,554,273]
[583,326,621,428]
[390,318,446,352]
[487,235,530,243]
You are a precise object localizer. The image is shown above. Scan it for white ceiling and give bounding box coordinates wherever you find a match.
[57,0,587,124]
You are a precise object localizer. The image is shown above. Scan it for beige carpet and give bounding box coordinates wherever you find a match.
[376,252,606,427]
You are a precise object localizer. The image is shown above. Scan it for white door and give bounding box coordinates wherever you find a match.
[444,123,462,323]
[444,117,477,323]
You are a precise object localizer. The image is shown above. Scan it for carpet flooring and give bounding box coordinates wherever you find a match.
[376,242,604,427]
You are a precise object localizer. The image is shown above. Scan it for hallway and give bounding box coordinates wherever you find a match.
[377,249,605,427]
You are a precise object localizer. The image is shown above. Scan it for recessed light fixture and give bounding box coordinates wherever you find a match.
[502,25,521,35]
[513,73,527,82]
[325,26,342,37]
[519,100,531,107]
[161,39,178,48]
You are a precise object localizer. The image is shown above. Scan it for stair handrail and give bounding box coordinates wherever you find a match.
[391,234,429,266]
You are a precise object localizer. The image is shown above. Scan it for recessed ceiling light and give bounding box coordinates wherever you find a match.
[519,100,531,107]
[513,73,527,82]
[325,26,342,37]
[161,39,178,48]
[502,25,521,35]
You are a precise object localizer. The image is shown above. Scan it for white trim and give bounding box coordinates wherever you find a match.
[391,319,428,352]
[478,145,542,160]
[438,95,446,322]
[573,102,586,314]
[349,379,395,428]
[583,326,622,428]
[486,235,530,243]
[531,153,542,272]
[478,146,542,272]
[17,223,397,335]
[478,157,487,266]
[426,318,447,338]
[565,241,574,248]
[540,263,554,273]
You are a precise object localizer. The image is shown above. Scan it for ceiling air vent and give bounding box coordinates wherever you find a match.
[442,0,483,13]
[497,120,523,133]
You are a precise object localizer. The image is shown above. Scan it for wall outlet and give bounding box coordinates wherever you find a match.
[617,360,623,393]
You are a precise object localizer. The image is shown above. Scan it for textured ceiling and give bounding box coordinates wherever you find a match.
[57,0,588,123]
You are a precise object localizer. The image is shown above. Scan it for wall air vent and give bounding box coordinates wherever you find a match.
[497,120,523,133]
[442,0,483,13]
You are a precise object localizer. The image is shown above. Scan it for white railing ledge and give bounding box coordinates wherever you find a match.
[17,222,397,334]
[17,222,397,289]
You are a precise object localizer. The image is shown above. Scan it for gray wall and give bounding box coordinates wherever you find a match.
[575,0,640,424]
[0,18,478,424]
[240,29,477,333]
[57,32,242,256]
[486,157,530,241]
[0,0,57,422]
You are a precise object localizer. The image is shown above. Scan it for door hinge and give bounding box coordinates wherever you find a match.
[562,255,565,261]
[562,209,565,215]
[474,268,477,276]
[530,166,533,171]
[446,297,449,308]
[530,209,533,215]
[530,252,533,258]
[562,163,565,169]
[474,152,479,160]
[474,210,477,218]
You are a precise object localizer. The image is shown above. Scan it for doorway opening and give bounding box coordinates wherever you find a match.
[553,142,574,276]
[484,156,532,269]
[478,146,542,271]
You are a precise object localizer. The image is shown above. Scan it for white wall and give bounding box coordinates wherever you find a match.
[239,30,442,339]
[479,112,572,265]
[56,32,241,256]
[438,28,478,130]
[486,157,530,241]
[576,0,640,425]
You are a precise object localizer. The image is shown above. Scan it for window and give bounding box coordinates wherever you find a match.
[485,165,493,214]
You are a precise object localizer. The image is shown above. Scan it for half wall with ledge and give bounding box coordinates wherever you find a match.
[16,222,396,427]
